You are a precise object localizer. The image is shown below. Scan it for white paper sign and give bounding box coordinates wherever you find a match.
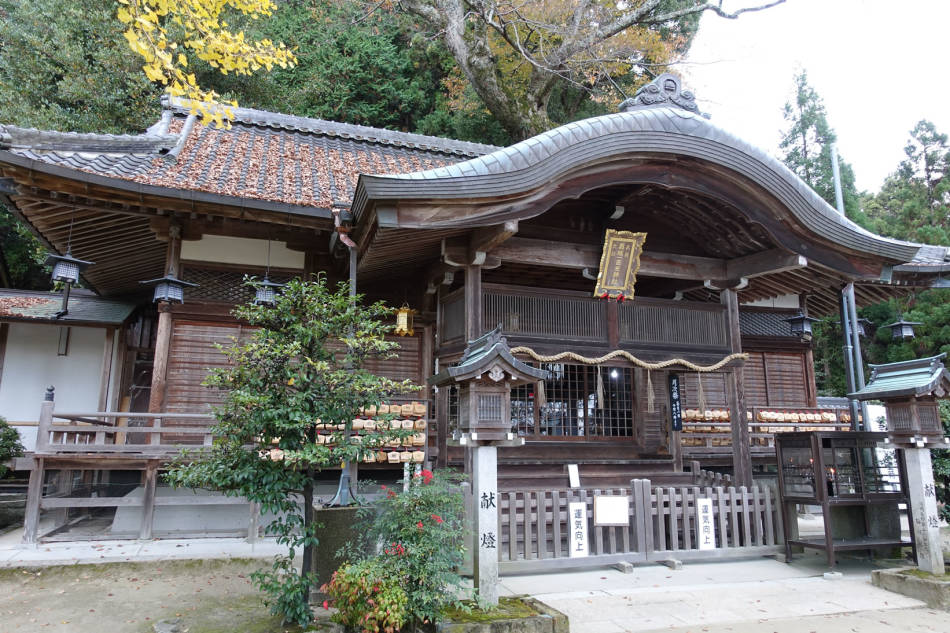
[567,464,580,488]
[696,498,716,550]
[593,495,630,526]
[568,502,589,557]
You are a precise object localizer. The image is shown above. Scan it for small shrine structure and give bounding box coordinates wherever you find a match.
[851,354,950,573]
[430,326,549,604]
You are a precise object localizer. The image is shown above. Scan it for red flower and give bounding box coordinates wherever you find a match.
[418,469,434,484]
[431,514,443,524]
[322,600,329,610]
[387,489,397,498]
[416,521,424,529]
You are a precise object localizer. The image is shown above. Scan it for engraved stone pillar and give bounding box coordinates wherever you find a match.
[472,445,499,605]
[904,448,945,574]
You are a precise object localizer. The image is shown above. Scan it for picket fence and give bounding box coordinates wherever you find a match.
[469,479,784,573]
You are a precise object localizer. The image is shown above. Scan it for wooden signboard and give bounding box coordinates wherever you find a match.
[593,495,630,526]
[568,502,589,557]
[669,373,683,432]
[594,229,647,299]
[696,498,717,550]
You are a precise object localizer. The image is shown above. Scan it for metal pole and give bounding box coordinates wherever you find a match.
[329,243,359,507]
[831,145,866,430]
[830,145,846,216]
[839,287,860,430]
[846,286,870,430]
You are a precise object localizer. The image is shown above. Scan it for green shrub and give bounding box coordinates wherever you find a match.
[0,416,24,478]
[330,469,469,630]
[322,558,409,633]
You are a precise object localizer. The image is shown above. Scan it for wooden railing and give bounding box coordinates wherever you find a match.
[480,479,782,573]
[35,402,215,455]
[619,299,727,349]
[440,285,731,352]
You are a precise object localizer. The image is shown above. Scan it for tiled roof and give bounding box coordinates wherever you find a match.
[738,309,797,338]
[0,289,136,325]
[0,97,498,212]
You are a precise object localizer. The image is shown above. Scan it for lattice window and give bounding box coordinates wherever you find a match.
[182,267,296,303]
[888,405,912,431]
[447,385,459,436]
[514,362,634,438]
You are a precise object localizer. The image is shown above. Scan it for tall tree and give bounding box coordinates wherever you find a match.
[865,120,950,245]
[221,0,511,144]
[395,0,785,140]
[0,0,161,133]
[779,70,866,224]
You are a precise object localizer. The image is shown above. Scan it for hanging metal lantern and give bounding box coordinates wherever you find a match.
[140,274,198,304]
[884,317,921,340]
[784,312,820,339]
[394,304,416,336]
[45,251,93,285]
[253,277,285,307]
[855,317,873,338]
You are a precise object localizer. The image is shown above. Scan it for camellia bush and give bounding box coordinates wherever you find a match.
[323,469,469,632]
[166,277,416,626]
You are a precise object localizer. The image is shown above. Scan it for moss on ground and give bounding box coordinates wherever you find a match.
[899,568,950,581]
[148,593,302,633]
[443,597,540,623]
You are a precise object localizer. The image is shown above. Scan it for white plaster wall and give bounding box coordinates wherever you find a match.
[181,235,304,269]
[0,323,106,451]
[742,294,800,309]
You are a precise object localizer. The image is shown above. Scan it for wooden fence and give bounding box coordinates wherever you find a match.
[482,479,782,573]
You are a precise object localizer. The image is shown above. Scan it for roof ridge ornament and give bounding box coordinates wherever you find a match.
[619,73,708,118]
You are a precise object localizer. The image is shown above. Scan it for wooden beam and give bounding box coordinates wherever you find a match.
[470,220,518,260]
[442,237,500,268]
[495,237,726,279]
[496,239,811,284]
[725,250,807,280]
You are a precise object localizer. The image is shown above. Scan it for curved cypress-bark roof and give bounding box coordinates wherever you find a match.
[354,105,944,268]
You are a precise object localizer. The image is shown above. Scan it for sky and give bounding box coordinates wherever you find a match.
[681,0,950,192]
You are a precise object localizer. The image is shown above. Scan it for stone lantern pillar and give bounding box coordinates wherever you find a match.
[429,326,549,605]
[851,354,950,574]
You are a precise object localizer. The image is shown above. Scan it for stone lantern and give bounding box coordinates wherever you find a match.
[429,325,549,605]
[850,353,950,573]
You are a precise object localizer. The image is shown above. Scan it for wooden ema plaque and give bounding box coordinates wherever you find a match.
[594,229,646,300]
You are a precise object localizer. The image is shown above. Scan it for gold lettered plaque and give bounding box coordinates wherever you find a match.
[594,229,646,299]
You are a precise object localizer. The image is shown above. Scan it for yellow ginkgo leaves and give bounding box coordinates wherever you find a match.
[117,0,296,128]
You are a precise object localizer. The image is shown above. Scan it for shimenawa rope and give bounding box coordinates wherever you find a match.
[509,347,748,373]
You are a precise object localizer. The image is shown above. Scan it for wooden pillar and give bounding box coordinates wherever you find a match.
[147,223,181,414]
[464,265,482,342]
[23,391,54,545]
[147,305,172,413]
[97,327,116,411]
[721,288,752,487]
[22,458,44,545]
[247,501,261,543]
[139,460,159,540]
[606,301,619,349]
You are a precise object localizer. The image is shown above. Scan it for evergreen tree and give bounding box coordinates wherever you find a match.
[865,120,950,245]
[779,71,867,226]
